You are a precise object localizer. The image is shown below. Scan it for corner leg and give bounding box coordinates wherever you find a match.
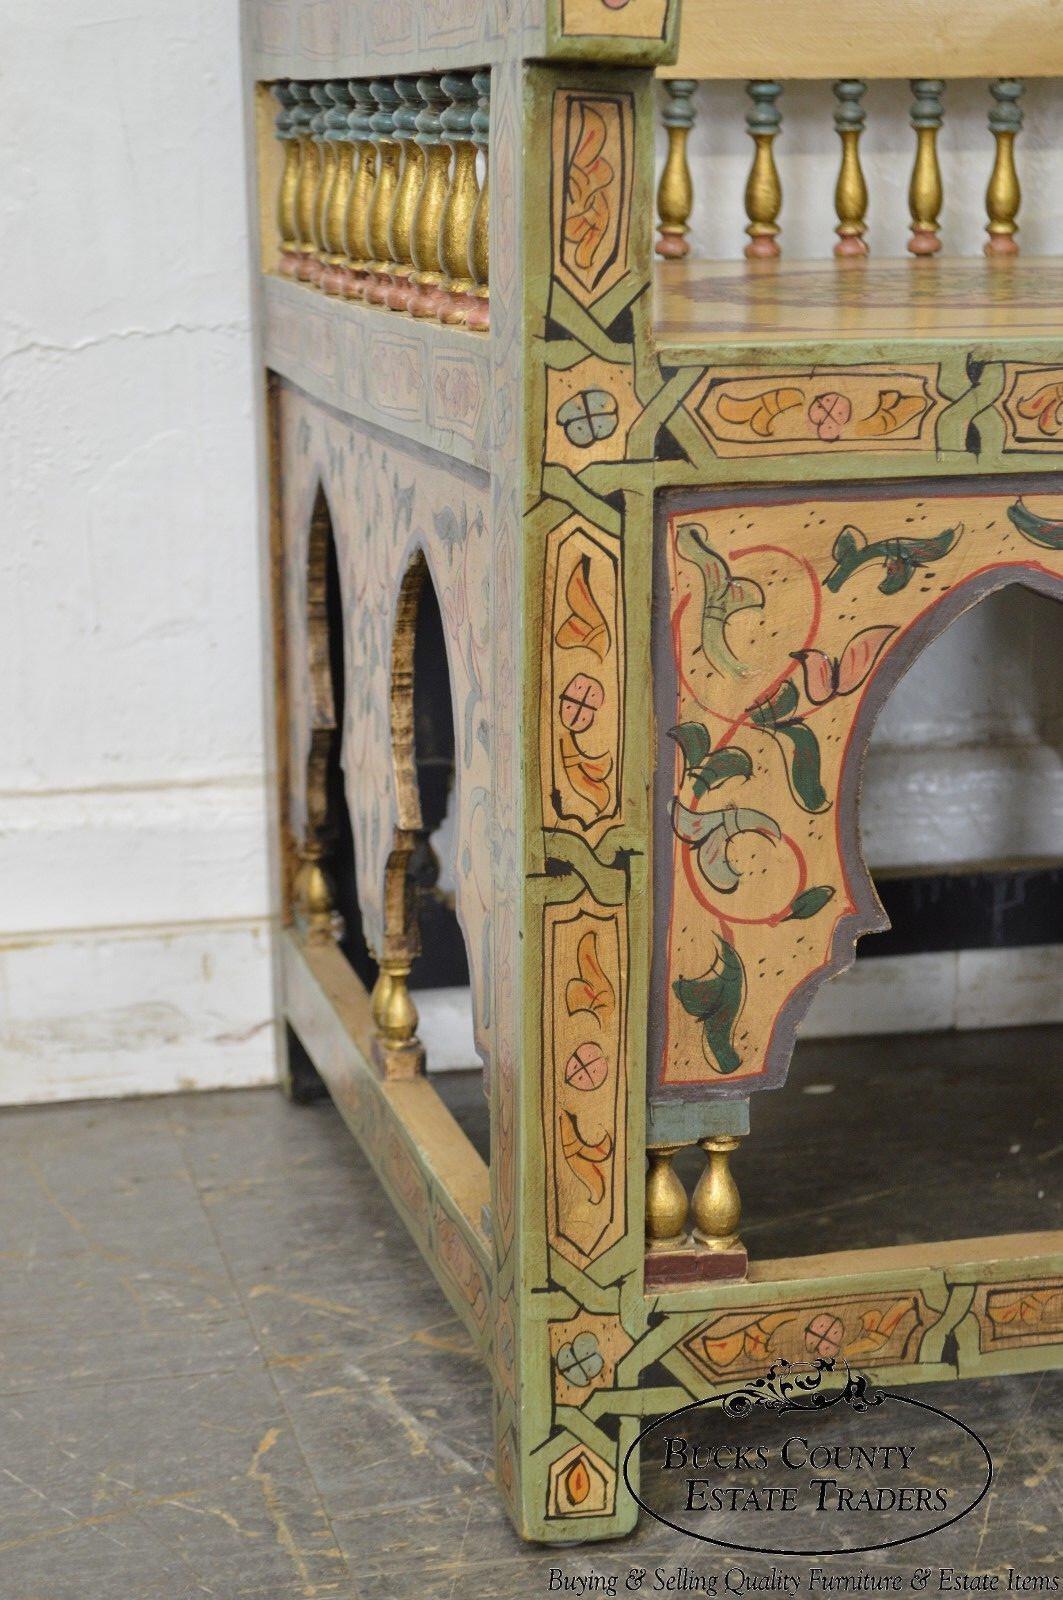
[280,1021,329,1105]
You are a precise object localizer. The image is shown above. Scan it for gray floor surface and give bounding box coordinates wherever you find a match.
[0,1024,1058,1599]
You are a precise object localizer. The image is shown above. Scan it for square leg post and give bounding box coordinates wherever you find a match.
[487,57,660,1541]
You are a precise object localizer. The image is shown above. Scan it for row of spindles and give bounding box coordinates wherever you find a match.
[656,78,1026,260]
[273,73,489,329]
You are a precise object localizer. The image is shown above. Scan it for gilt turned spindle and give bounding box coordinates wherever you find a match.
[908,79,945,255]
[743,80,783,258]
[656,78,696,258]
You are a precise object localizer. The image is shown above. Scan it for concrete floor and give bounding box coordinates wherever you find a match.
[0,1025,1058,1599]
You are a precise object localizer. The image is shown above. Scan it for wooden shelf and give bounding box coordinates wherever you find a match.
[654,256,1063,363]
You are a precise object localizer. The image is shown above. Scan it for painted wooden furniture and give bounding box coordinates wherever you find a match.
[242,0,1063,1543]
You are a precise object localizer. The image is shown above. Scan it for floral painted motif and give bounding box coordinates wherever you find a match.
[543,894,626,1267]
[547,1443,615,1519]
[654,487,1063,1096]
[688,367,943,459]
[1001,365,1063,451]
[678,1294,937,1382]
[553,91,634,306]
[542,519,624,841]
[676,523,765,679]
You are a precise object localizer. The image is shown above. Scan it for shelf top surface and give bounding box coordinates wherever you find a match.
[655,257,1063,354]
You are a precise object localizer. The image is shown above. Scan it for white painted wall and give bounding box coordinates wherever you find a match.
[0,1,273,1103]
[0,30,1058,1105]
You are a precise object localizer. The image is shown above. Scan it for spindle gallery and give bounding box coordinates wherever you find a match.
[272,71,489,325]
[246,0,1063,1546]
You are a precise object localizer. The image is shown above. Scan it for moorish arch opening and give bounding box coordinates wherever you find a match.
[286,486,375,1100]
[295,484,376,982]
[745,582,1062,1258]
[320,496,376,989]
[395,553,479,1075]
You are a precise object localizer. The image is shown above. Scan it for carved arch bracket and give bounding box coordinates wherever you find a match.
[650,481,1063,1101]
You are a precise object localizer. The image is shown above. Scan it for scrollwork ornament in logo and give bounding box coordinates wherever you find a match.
[719,1357,885,1420]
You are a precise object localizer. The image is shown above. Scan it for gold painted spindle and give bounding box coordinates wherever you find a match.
[656,79,697,258]
[385,78,426,312]
[466,70,491,332]
[691,1136,744,1252]
[343,82,377,300]
[409,77,451,319]
[907,80,945,256]
[743,81,783,259]
[290,82,321,281]
[365,81,402,306]
[307,84,334,284]
[370,957,423,1078]
[832,79,868,257]
[985,78,1024,257]
[320,82,355,295]
[293,838,343,945]
[437,73,480,325]
[646,1146,690,1250]
[272,82,302,277]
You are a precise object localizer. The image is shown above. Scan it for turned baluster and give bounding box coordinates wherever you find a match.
[365,81,402,305]
[409,78,451,319]
[832,80,868,257]
[370,956,423,1078]
[293,837,344,945]
[691,1136,744,1252]
[908,80,945,256]
[656,79,697,258]
[343,81,378,300]
[466,70,490,332]
[743,81,782,259]
[320,82,355,295]
[646,1146,690,1250]
[272,82,302,277]
[386,78,426,312]
[290,82,321,280]
[437,73,480,325]
[985,78,1024,257]
[306,84,334,284]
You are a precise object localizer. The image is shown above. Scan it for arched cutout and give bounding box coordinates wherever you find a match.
[775,566,1063,1078]
[794,581,1062,1034]
[713,580,1060,1259]
[295,483,375,986]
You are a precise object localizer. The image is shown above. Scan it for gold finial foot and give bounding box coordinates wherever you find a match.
[646,1145,690,1250]
[294,844,343,946]
[370,959,425,1079]
[691,1135,743,1252]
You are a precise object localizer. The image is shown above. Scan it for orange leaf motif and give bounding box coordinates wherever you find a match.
[565,932,615,1026]
[560,1110,613,1203]
[717,386,803,438]
[843,1298,912,1357]
[853,389,928,438]
[1017,381,1063,436]
[555,555,611,660]
[563,106,615,272]
[560,728,613,814]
